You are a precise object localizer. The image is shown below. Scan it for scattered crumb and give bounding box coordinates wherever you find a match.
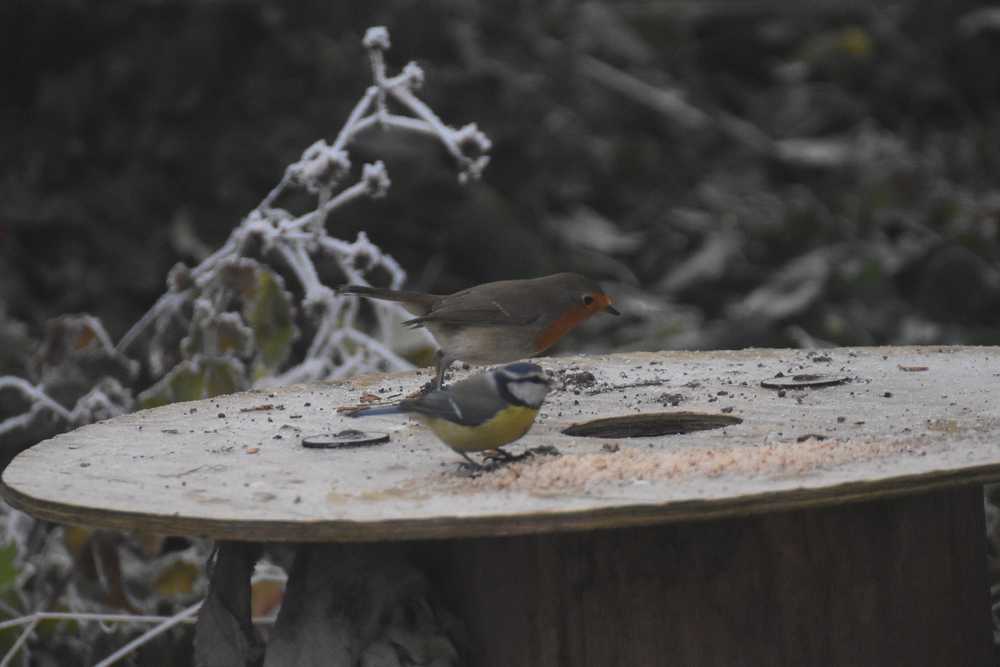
[562,371,597,389]
[658,392,686,406]
[240,404,274,412]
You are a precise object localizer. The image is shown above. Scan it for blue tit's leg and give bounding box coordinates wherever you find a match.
[457,451,481,468]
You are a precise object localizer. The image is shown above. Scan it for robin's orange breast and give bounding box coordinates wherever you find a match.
[533,294,611,352]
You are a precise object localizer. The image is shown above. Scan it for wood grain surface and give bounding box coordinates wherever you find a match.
[4,346,1000,542]
[419,486,992,666]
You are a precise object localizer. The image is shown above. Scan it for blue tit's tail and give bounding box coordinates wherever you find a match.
[350,404,406,418]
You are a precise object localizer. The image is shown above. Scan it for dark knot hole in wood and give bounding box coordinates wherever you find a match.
[561,411,743,438]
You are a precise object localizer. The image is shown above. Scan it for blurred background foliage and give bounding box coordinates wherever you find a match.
[1,0,1000,663]
[3,0,999,376]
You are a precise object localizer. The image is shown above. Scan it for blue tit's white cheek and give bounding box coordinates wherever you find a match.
[507,381,550,408]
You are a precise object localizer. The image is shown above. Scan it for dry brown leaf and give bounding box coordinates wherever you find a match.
[154,561,201,596]
[251,579,285,618]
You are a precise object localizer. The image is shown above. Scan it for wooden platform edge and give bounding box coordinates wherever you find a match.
[4,463,1000,543]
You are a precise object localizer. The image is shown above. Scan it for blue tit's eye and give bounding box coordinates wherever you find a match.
[582,294,595,306]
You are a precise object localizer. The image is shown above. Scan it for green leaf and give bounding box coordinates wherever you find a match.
[139,357,247,409]
[170,364,206,402]
[0,543,18,596]
[243,268,297,380]
[203,357,243,396]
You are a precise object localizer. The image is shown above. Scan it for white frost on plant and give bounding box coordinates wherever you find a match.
[362,26,391,51]
[111,26,491,387]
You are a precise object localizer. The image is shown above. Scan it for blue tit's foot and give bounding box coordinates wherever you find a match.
[482,448,517,463]
[526,445,561,458]
[454,451,485,476]
[485,447,560,464]
[453,450,512,476]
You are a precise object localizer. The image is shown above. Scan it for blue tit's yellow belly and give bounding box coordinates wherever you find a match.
[417,405,540,452]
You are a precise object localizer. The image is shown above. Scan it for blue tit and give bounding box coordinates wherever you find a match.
[351,362,550,465]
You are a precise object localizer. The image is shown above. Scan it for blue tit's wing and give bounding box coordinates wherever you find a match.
[401,374,502,426]
[350,404,405,418]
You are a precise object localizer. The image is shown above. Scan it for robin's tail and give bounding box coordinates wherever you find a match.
[337,285,437,315]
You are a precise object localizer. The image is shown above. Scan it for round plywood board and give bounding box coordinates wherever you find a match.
[4,346,1000,542]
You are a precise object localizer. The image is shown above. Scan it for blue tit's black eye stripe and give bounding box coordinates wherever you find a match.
[496,375,523,407]
[496,373,549,407]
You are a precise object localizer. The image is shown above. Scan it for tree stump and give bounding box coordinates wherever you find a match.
[3,346,997,665]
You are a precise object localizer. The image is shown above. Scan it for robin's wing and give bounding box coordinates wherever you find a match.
[401,375,501,426]
[403,289,540,328]
[404,308,538,328]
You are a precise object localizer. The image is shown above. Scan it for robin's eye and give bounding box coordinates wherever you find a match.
[582,295,595,306]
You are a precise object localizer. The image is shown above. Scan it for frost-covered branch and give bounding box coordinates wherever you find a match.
[110,26,483,390]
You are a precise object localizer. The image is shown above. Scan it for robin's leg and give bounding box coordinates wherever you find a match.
[434,352,453,389]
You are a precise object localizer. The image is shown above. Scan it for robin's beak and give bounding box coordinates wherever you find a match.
[605,304,620,316]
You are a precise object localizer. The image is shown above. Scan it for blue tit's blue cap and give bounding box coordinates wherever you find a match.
[499,362,544,376]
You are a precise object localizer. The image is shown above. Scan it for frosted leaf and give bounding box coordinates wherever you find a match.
[288,140,352,194]
[402,62,425,90]
[454,123,492,156]
[362,161,391,198]
[363,26,391,51]
[71,378,134,424]
[167,263,194,292]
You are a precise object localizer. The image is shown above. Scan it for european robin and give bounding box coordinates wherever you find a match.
[339,273,619,387]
